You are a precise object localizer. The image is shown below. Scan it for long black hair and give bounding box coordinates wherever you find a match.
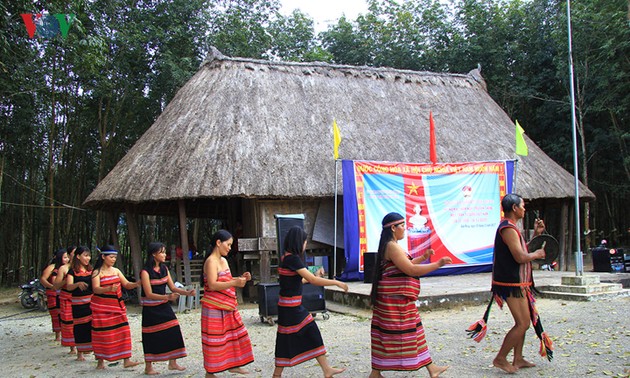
[71,246,93,273]
[92,245,118,277]
[282,226,308,260]
[370,212,405,304]
[52,248,67,269]
[143,242,166,272]
[200,230,233,284]
[66,245,77,259]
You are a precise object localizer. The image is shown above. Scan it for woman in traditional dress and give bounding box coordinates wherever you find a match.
[66,246,93,361]
[91,245,141,370]
[201,230,253,378]
[272,226,348,378]
[369,212,451,378]
[140,242,195,375]
[53,246,76,354]
[40,248,67,342]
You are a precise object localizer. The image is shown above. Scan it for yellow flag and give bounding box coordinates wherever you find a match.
[333,119,342,159]
[515,120,528,156]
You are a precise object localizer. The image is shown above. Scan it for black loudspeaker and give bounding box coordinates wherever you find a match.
[592,246,612,272]
[257,283,326,321]
[275,214,305,255]
[363,252,378,283]
[257,282,280,318]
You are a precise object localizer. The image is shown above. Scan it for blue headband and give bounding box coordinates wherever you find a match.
[100,247,118,255]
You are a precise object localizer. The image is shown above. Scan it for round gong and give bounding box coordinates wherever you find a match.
[528,234,559,264]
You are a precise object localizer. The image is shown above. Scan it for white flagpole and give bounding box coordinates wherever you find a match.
[567,0,583,276]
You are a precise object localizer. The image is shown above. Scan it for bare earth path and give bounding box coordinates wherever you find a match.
[0,293,628,377]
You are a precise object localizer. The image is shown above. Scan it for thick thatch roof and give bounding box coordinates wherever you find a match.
[84,49,594,213]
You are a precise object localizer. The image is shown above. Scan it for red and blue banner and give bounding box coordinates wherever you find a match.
[341,160,515,281]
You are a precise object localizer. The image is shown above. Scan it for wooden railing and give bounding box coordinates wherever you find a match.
[174,259,204,284]
[238,237,278,283]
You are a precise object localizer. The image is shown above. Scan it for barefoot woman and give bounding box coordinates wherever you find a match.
[40,248,67,342]
[201,230,254,378]
[369,212,450,378]
[140,242,195,375]
[91,246,141,370]
[53,246,77,354]
[66,246,94,361]
[272,226,348,378]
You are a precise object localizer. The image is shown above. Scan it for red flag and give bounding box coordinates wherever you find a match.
[429,111,437,164]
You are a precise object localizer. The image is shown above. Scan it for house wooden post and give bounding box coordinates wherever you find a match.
[178,200,192,285]
[124,205,144,294]
[559,202,569,271]
[567,202,575,270]
[260,250,271,283]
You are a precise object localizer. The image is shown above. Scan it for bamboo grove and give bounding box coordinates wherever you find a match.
[1,0,628,284]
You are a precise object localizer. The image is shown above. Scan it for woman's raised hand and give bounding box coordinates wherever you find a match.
[438,257,453,267]
[336,281,349,292]
[234,276,247,288]
[168,293,180,301]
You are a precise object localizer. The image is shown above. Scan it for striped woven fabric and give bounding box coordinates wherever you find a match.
[274,253,326,368]
[141,265,187,362]
[201,270,253,374]
[275,344,327,367]
[200,270,237,311]
[140,271,168,306]
[276,313,314,335]
[59,287,75,347]
[91,275,132,361]
[371,259,432,371]
[45,269,60,332]
[277,295,301,307]
[70,269,93,353]
[277,267,298,276]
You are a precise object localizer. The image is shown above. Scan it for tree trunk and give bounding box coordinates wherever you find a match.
[0,155,3,204]
[105,211,120,249]
[95,96,113,248]
[147,215,156,243]
[47,52,57,256]
[575,63,589,254]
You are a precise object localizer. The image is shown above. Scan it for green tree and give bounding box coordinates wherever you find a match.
[268,9,315,61]
[206,0,280,59]
[551,0,630,241]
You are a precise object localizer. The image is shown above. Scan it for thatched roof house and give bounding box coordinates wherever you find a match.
[84,48,593,278]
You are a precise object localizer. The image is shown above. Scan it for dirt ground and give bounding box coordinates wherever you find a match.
[0,287,629,378]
